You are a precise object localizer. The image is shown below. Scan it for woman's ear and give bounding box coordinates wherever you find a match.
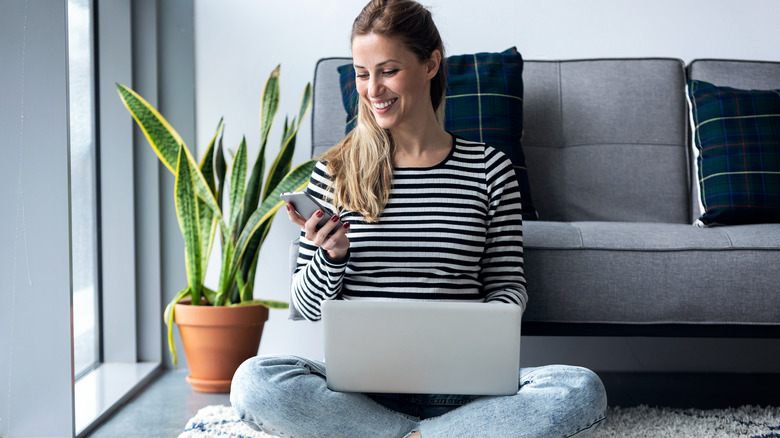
[426,49,442,79]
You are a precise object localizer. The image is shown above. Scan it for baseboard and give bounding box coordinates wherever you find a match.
[598,371,780,408]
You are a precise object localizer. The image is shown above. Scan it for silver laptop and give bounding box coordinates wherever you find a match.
[322,300,522,395]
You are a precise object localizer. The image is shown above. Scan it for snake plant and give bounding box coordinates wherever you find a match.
[117,65,316,365]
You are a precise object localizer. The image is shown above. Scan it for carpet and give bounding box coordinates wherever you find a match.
[179,404,780,438]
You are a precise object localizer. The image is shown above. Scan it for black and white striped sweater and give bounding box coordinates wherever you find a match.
[292,136,527,321]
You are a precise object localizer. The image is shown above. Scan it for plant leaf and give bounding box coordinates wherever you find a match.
[259,65,280,152]
[295,83,312,131]
[200,118,223,197]
[116,83,229,238]
[116,83,184,174]
[236,140,266,245]
[214,238,234,307]
[232,160,317,277]
[201,286,217,305]
[163,286,191,367]
[263,82,312,201]
[174,145,203,305]
[215,131,227,244]
[239,220,270,293]
[197,119,223,275]
[235,65,281,234]
[241,246,261,302]
[233,299,289,309]
[237,276,252,304]
[229,137,248,226]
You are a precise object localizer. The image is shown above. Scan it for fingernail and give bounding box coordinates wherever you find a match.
[343,222,350,230]
[286,204,292,212]
[315,210,324,218]
[331,214,339,222]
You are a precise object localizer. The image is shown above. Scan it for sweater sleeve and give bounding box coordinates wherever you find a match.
[480,147,528,312]
[290,162,348,321]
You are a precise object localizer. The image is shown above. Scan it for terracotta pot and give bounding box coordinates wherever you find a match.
[174,298,269,393]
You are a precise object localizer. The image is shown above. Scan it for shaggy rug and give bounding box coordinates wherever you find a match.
[179,404,780,438]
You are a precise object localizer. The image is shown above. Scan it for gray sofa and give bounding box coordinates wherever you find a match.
[295,57,780,335]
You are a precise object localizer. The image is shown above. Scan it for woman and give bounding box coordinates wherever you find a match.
[231,1,607,437]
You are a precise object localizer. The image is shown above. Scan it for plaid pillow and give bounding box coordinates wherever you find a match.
[688,80,780,226]
[337,63,360,133]
[337,47,537,220]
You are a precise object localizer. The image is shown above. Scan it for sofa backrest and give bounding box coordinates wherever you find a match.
[688,59,780,89]
[310,57,691,223]
[312,57,352,158]
[522,59,690,223]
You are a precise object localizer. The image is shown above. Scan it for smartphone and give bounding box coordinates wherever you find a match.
[281,191,342,232]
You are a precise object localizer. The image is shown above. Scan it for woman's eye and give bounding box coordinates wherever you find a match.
[355,72,369,79]
[382,69,398,76]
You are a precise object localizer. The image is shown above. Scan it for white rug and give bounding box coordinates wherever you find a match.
[179,404,780,438]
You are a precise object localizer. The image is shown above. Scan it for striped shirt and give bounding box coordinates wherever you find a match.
[292,136,527,321]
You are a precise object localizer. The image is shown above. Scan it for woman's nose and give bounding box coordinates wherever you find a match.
[368,76,383,98]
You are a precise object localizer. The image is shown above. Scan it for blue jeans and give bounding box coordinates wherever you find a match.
[231,355,607,438]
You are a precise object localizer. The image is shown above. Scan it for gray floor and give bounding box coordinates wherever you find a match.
[84,368,230,438]
[85,370,780,437]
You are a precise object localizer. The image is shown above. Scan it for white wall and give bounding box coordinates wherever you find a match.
[1,2,75,436]
[194,0,780,370]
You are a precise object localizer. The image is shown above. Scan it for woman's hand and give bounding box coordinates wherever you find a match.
[286,204,350,262]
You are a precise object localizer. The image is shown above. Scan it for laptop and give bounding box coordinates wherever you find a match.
[322,300,522,395]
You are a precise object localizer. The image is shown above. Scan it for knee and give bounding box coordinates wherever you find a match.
[561,366,607,422]
[230,355,300,421]
[570,367,607,411]
[526,365,607,416]
[230,356,270,419]
[230,355,324,430]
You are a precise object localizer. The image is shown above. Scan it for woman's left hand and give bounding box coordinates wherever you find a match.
[286,204,351,262]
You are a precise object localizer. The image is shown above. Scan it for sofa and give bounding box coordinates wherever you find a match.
[291,55,780,336]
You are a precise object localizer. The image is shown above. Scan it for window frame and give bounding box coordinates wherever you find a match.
[75,0,164,435]
[0,0,195,436]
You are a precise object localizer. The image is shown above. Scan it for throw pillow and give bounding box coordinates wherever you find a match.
[687,80,780,226]
[337,63,360,133]
[336,47,537,220]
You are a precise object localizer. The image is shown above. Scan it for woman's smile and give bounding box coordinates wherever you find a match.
[372,97,398,112]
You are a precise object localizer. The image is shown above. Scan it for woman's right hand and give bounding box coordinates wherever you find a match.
[286,204,350,262]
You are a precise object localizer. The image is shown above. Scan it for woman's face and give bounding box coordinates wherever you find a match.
[352,33,439,132]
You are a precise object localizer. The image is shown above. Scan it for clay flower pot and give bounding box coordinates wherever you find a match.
[174,299,269,393]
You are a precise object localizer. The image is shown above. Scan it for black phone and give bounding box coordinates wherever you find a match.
[280,191,342,232]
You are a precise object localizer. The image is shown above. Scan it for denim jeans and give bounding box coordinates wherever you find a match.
[231,355,607,438]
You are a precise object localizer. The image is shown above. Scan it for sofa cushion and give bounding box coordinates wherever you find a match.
[687,80,780,226]
[335,48,538,220]
[522,221,780,325]
[687,59,780,221]
[336,63,359,133]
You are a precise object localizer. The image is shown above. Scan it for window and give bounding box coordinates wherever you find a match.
[68,0,101,379]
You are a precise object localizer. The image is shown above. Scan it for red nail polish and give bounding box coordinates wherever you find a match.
[315,210,324,218]
[343,222,350,230]
[331,214,339,222]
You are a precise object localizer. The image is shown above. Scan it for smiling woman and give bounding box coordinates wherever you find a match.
[229,2,606,438]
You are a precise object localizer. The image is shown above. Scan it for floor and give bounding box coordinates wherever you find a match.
[84,368,229,438]
[85,370,780,438]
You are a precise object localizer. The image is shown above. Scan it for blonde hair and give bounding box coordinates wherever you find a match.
[319,0,446,222]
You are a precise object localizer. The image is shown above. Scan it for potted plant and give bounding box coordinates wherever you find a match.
[117,65,316,392]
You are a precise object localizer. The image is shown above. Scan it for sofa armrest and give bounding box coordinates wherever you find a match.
[288,238,305,320]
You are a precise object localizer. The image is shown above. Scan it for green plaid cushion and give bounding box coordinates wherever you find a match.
[337,63,360,133]
[337,47,537,220]
[688,80,780,226]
